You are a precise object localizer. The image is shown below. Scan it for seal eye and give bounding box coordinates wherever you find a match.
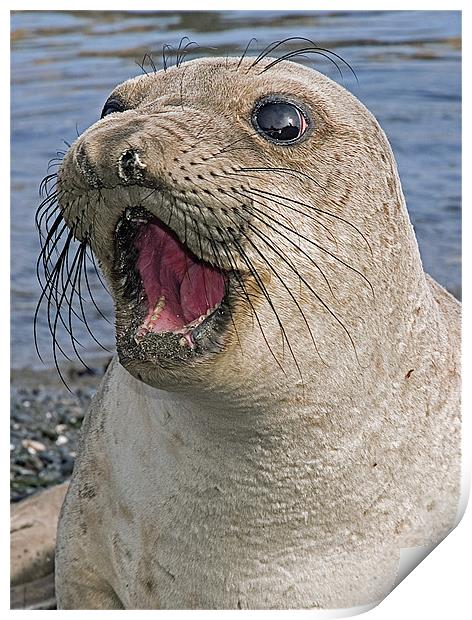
[253,99,309,144]
[100,97,125,119]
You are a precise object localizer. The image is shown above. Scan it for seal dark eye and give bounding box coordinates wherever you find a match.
[101,97,125,119]
[252,98,309,144]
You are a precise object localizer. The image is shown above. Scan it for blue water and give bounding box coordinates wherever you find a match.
[11,10,461,369]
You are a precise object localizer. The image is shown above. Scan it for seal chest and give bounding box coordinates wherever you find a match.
[50,53,460,609]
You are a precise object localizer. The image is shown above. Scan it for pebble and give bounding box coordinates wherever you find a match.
[21,439,46,453]
[10,363,105,503]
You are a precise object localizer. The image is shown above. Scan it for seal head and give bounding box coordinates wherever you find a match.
[57,57,426,398]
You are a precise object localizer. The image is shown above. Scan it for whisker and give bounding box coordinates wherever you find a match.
[236,38,258,70]
[245,185,339,251]
[136,54,150,76]
[83,244,112,325]
[176,37,199,68]
[87,247,111,297]
[215,172,338,249]
[229,189,337,297]
[261,47,344,81]
[248,37,358,83]
[199,190,288,370]
[245,186,373,255]
[225,232,288,375]
[224,206,326,366]
[193,206,243,354]
[237,166,325,192]
[35,228,76,363]
[248,39,283,70]
[235,189,374,298]
[35,171,110,377]
[62,242,93,369]
[162,44,172,72]
[243,212,361,364]
[76,242,111,353]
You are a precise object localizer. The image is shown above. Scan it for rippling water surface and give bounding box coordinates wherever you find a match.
[11,10,461,369]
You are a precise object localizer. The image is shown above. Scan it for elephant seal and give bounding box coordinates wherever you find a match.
[47,53,460,609]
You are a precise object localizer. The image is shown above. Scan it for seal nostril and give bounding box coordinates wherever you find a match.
[118,148,147,183]
[120,149,137,169]
[75,142,101,188]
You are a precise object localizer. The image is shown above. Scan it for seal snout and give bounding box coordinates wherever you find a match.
[118,148,147,183]
[73,137,149,188]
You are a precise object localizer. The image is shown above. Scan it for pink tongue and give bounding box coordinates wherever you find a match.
[180,263,225,323]
[135,219,226,333]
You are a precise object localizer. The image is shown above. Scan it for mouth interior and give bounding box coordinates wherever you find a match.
[135,218,226,340]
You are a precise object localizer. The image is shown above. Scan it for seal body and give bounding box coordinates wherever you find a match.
[53,56,461,609]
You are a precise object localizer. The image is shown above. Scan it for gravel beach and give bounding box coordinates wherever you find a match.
[10,357,111,503]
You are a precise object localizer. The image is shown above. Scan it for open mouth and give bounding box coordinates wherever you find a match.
[114,207,230,355]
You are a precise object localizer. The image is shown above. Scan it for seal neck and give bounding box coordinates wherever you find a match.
[115,358,396,530]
